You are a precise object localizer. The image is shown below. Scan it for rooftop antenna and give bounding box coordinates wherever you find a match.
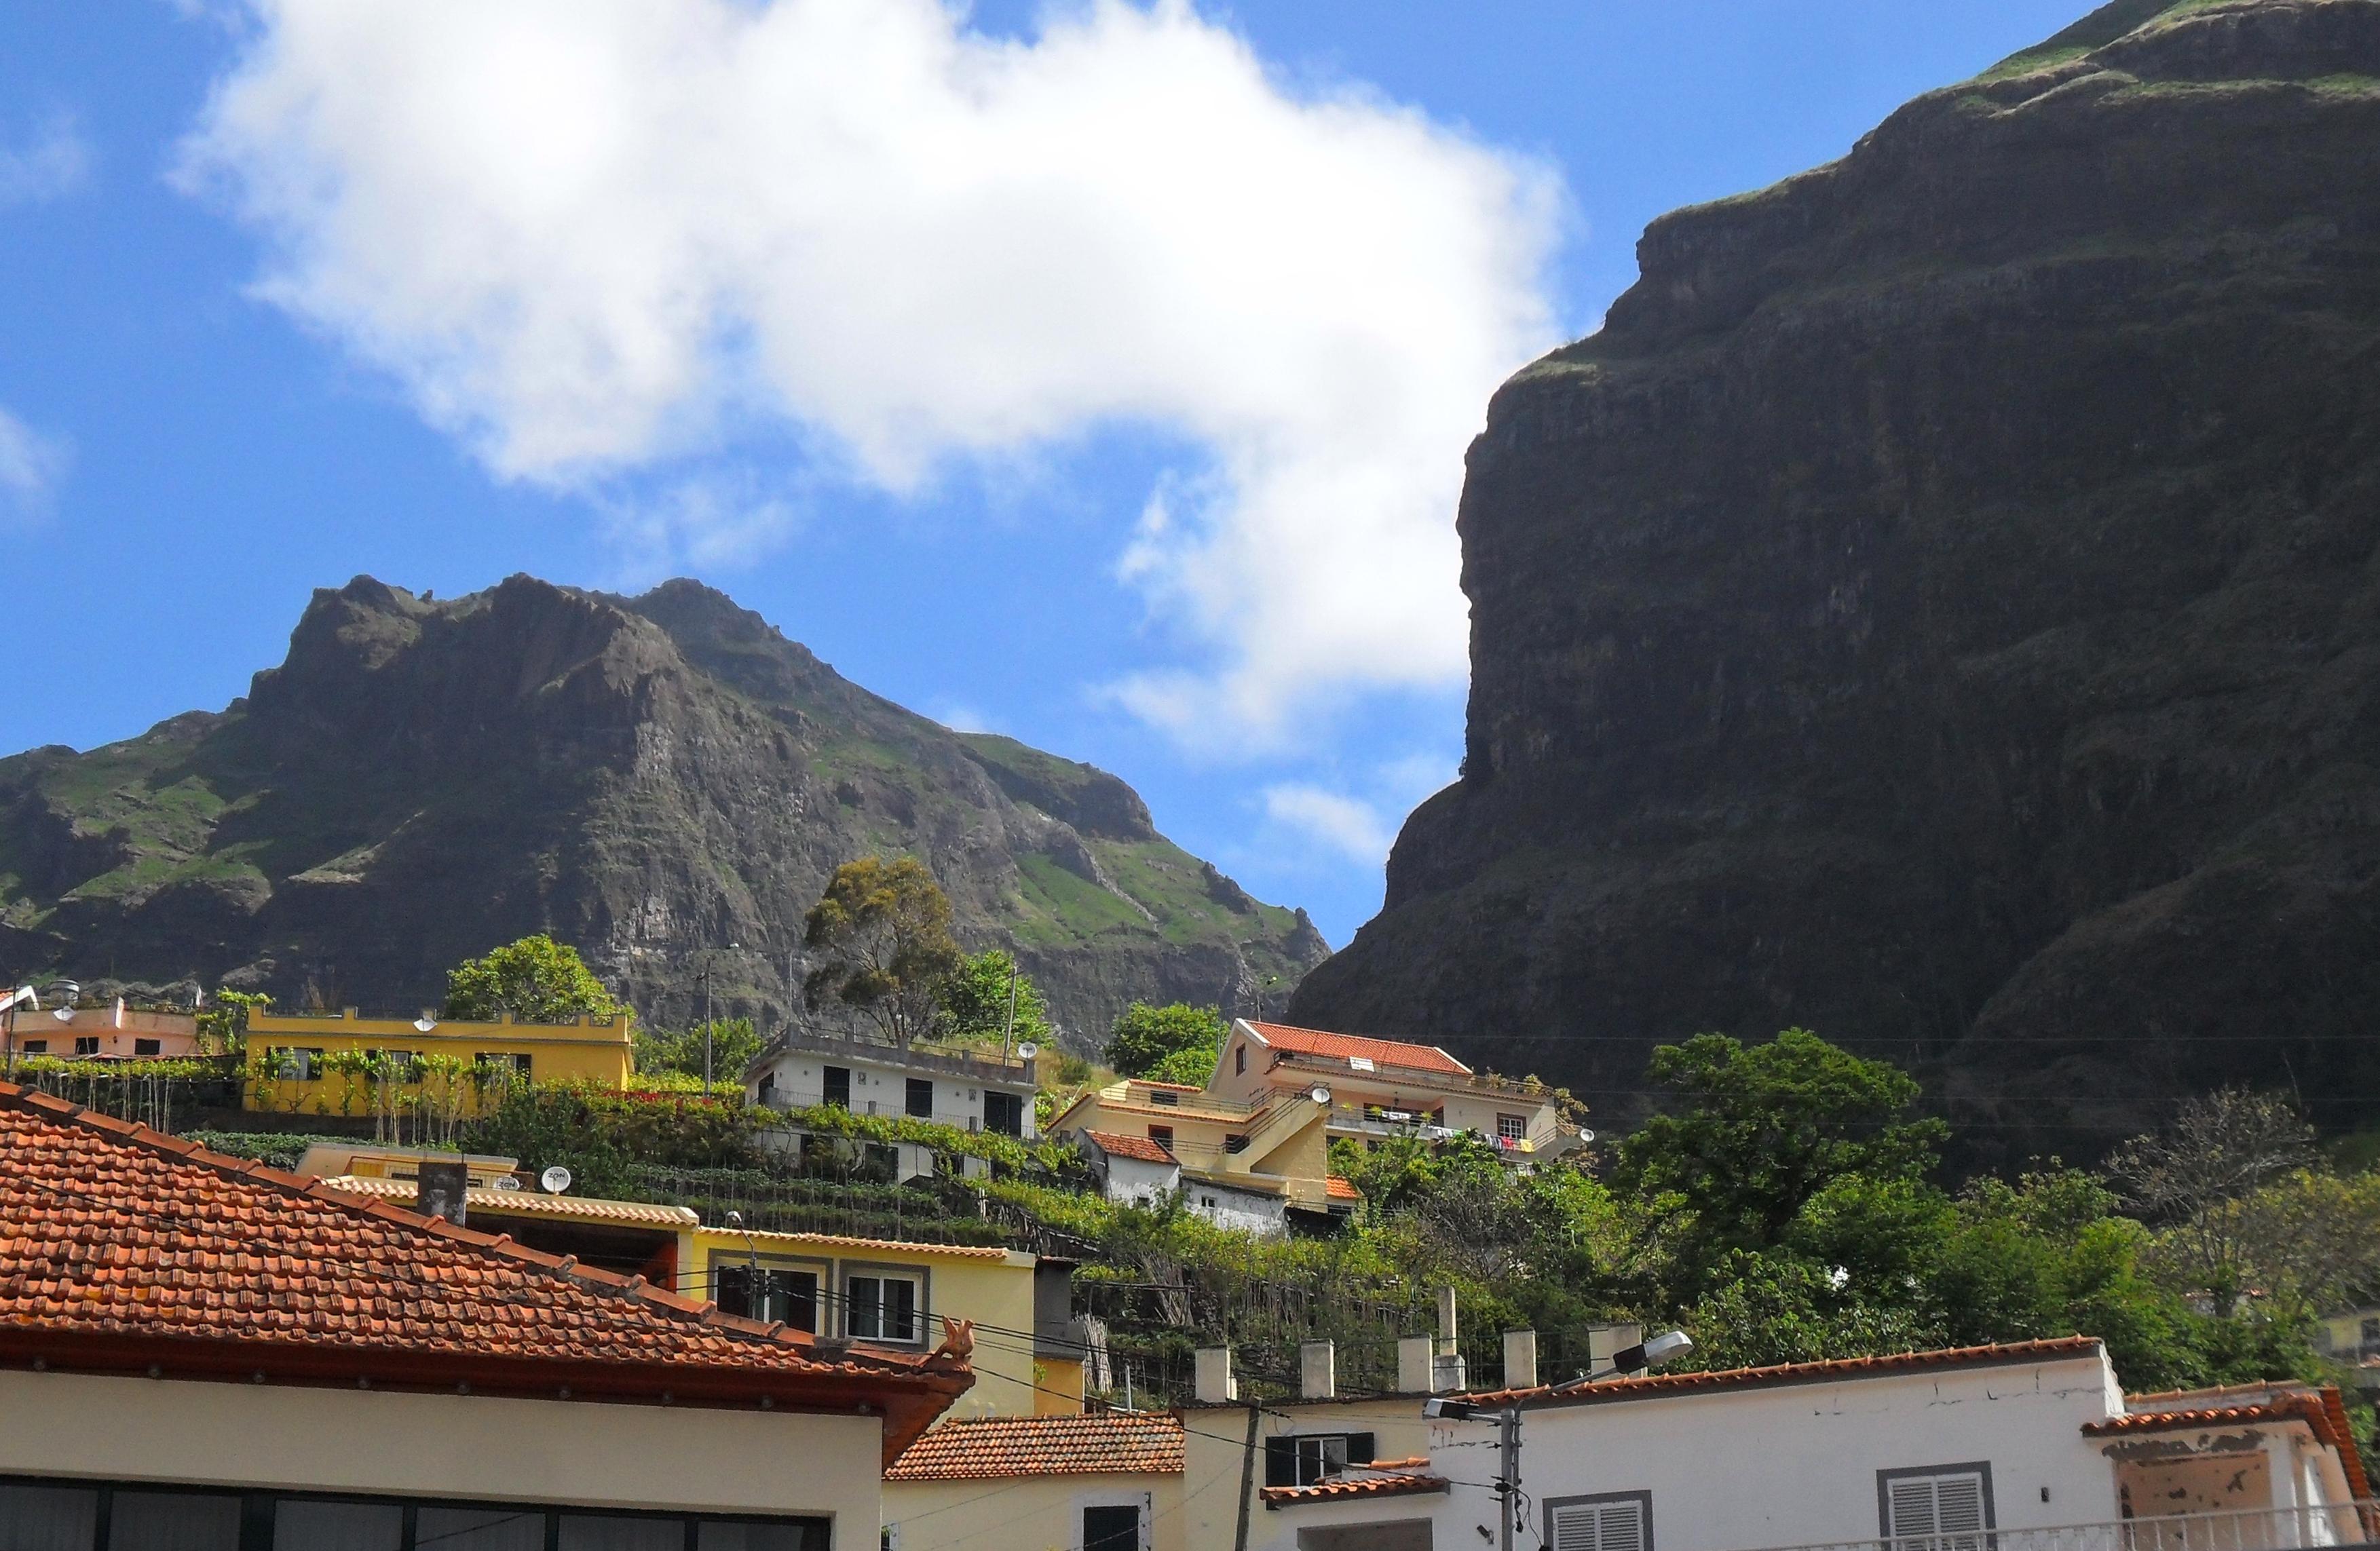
[540,1165,573,1195]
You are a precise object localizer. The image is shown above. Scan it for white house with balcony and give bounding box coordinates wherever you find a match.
[744,1027,1038,1139]
[1202,1020,1582,1162]
[1306,1339,2377,1551]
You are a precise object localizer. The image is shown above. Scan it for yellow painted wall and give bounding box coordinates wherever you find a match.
[883,1472,1182,1551]
[0,1367,880,1527]
[244,1008,632,1117]
[688,1228,1057,1421]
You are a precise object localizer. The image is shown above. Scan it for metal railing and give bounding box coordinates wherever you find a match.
[1756,1504,2380,1551]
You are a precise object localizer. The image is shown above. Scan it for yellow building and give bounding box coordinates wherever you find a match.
[1049,1077,1344,1231]
[296,1146,1085,1422]
[244,1006,633,1117]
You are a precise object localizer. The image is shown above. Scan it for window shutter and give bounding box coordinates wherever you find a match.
[1551,1499,1644,1551]
[1264,1437,1298,1489]
[1887,1471,1988,1551]
[1888,1480,1938,1542]
[1346,1433,1376,1466]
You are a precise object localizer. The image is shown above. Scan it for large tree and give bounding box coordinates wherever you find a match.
[801,856,962,1047]
[934,949,1053,1050]
[444,934,625,1023]
[1104,1001,1225,1082]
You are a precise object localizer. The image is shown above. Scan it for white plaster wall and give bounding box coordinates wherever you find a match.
[0,1368,880,1529]
[1101,1154,1184,1207]
[755,1054,1036,1138]
[1179,1397,1441,1551]
[884,1472,1181,1551]
[1429,1355,2126,1551]
[1182,1182,1287,1238]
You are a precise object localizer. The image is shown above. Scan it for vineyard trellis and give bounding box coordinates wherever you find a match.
[9,1056,242,1132]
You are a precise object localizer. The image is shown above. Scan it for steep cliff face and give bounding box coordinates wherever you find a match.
[1291,0,2380,1158]
[0,575,1325,1043]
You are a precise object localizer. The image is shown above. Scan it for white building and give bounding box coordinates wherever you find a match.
[1074,1129,1299,1237]
[747,1027,1038,1138]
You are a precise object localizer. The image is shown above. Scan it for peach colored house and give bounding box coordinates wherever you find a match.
[5,1002,200,1061]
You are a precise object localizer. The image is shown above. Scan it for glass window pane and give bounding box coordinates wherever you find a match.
[273,1500,403,1551]
[109,1490,242,1551]
[0,1482,100,1551]
[558,1514,685,1551]
[847,1278,880,1339]
[416,1508,549,1551]
[698,1523,826,1551]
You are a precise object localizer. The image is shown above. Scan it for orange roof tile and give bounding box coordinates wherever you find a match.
[1466,1336,2106,1411]
[1243,1021,1471,1077]
[0,1080,968,1462]
[2085,1387,2371,1497]
[1262,1471,1449,1508]
[886,1412,1184,1480]
[1082,1130,1177,1165]
[1325,1175,1362,1202]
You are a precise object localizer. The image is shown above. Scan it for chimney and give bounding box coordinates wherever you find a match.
[416,1159,470,1227]
[1300,1341,1336,1400]
[1397,1336,1435,1394]
[1194,1345,1237,1404]
[1504,1330,1539,1390]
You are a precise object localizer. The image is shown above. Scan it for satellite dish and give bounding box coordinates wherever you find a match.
[1015,1042,1038,1060]
[540,1166,573,1195]
[1577,1128,1596,1145]
[51,1006,74,1023]
[1308,1084,1331,1105]
[413,1014,438,1033]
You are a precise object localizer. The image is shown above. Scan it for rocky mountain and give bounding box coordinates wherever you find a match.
[0,575,1327,1045]
[1290,0,2380,1162]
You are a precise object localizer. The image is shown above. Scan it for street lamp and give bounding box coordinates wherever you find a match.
[1424,1330,1694,1551]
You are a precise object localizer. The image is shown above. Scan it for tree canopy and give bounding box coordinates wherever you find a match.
[634,1017,763,1086]
[801,856,963,1046]
[934,949,1054,1050]
[444,934,624,1023]
[1104,1001,1225,1081]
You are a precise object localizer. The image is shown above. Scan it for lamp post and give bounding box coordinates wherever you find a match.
[1425,1330,1694,1551]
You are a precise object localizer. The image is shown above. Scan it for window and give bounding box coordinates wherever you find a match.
[265,1046,324,1081]
[1234,1044,1246,1075]
[475,1052,533,1079]
[1547,1492,1651,1551]
[1148,1126,1174,1153]
[134,1038,162,1056]
[822,1065,850,1108]
[1224,1133,1249,1153]
[1082,1504,1140,1551]
[717,1263,820,1331]
[906,1077,934,1118]
[1264,1433,1376,1488]
[1880,1466,1993,1551]
[20,1039,45,1054]
[984,1091,1024,1137]
[1148,1090,1179,1106]
[276,1498,407,1548]
[74,1036,99,1056]
[1496,1113,1528,1141]
[846,1271,922,1343]
[2362,1316,2379,1348]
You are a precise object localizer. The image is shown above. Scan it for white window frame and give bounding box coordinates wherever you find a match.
[841,1263,929,1346]
[706,1250,830,1332]
[1878,1463,1995,1551]
[1545,1491,1652,1551]
[1071,1489,1152,1551]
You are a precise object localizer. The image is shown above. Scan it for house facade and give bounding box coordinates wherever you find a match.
[747,1028,1038,1139]
[3,1001,202,1060]
[1049,1078,1348,1229]
[0,1077,972,1545]
[1204,1020,1577,1162]
[244,1006,634,1117]
[882,1412,1186,1551]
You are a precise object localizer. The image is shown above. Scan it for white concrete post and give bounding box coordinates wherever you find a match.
[1397,1335,1435,1394]
[1503,1329,1539,1391]
[1194,1345,1237,1404]
[1300,1341,1336,1400]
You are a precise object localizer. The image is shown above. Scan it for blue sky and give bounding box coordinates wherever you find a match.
[1,0,2087,949]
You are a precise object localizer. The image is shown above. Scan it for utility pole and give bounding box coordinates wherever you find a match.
[1498,1403,1520,1551]
[1230,1402,1260,1551]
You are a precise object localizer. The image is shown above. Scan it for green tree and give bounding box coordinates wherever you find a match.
[933,949,1053,1050]
[444,935,625,1023]
[802,856,964,1047]
[1612,1029,1946,1294]
[1104,1002,1225,1080]
[196,989,271,1054]
[634,1018,763,1084]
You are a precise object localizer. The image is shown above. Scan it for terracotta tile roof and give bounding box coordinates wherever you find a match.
[1466,1336,2106,1411]
[0,1081,968,1462]
[1325,1176,1362,1202]
[318,1176,700,1227]
[1243,1021,1471,1077]
[2085,1386,2371,1498]
[885,1412,1184,1480]
[1262,1470,1449,1508]
[1082,1130,1177,1165]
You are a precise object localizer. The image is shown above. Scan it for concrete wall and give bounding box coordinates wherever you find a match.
[1429,1353,2126,1551]
[0,1368,879,1531]
[1099,1153,1183,1208]
[756,1051,1036,1138]
[5,1005,201,1059]
[883,1472,1181,1551]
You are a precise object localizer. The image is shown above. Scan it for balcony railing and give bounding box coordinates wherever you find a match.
[1754,1504,2380,1551]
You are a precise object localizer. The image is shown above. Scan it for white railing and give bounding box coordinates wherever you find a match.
[1756,1505,2380,1551]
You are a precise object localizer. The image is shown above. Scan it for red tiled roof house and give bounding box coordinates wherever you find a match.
[882,1412,1186,1551]
[0,1079,972,1544]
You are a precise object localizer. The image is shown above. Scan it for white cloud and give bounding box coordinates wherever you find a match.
[597,472,799,586]
[1263,782,1396,865]
[0,115,92,207]
[178,0,1564,740]
[0,406,72,519]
